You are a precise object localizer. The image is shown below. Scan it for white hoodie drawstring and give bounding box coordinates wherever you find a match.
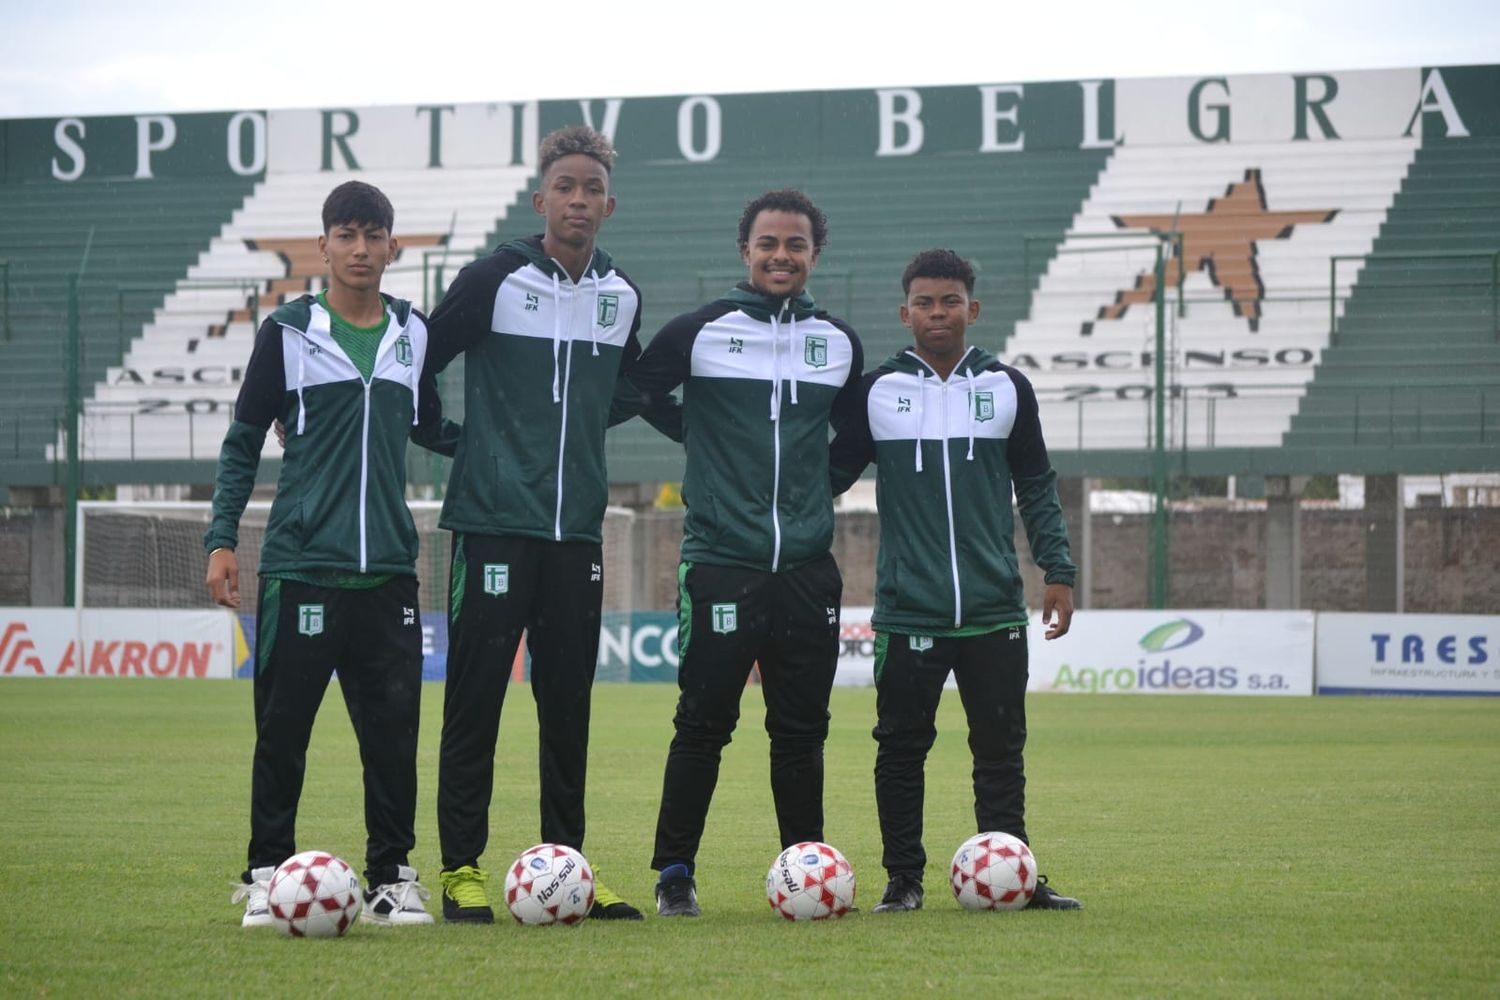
[550,271,562,403]
[295,336,307,435]
[964,366,976,460]
[769,310,782,420]
[788,309,799,405]
[768,301,800,420]
[403,311,419,427]
[589,273,601,357]
[913,370,925,472]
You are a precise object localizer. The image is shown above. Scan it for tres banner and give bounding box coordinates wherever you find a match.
[1316,613,1499,696]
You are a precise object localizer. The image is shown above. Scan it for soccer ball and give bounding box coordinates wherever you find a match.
[504,844,595,925]
[950,832,1037,910]
[266,850,362,938]
[766,841,856,920]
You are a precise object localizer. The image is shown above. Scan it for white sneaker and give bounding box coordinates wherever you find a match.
[232,865,276,928]
[361,865,434,925]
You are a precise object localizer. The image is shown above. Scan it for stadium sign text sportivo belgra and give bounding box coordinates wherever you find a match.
[8,67,1488,183]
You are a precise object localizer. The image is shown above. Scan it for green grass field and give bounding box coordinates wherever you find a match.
[2,680,1497,998]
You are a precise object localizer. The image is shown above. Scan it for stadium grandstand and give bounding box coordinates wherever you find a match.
[1,65,1496,614]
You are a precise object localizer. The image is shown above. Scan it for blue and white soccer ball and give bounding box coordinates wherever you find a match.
[504,844,594,925]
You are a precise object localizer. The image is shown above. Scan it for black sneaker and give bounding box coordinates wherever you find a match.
[1028,875,1082,910]
[439,866,495,923]
[654,864,700,917]
[872,872,924,913]
[590,877,645,921]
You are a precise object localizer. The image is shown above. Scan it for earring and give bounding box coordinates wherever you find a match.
[322,256,329,264]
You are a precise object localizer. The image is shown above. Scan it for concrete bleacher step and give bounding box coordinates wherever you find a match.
[1007,136,1418,448]
[1281,132,1500,457]
[1,174,259,465]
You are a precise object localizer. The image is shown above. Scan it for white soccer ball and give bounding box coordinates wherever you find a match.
[267,850,362,938]
[504,844,595,925]
[950,832,1037,910]
[766,841,856,920]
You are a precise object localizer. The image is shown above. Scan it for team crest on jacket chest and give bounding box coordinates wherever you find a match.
[804,335,828,368]
[971,390,994,422]
[597,293,619,328]
[394,334,412,367]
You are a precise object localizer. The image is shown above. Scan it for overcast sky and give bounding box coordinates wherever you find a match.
[2,0,1497,119]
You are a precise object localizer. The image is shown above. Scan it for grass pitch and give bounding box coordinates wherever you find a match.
[1,680,1496,998]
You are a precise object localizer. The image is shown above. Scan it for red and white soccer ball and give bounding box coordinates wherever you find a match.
[766,841,856,921]
[950,832,1037,910]
[267,850,363,938]
[504,844,595,926]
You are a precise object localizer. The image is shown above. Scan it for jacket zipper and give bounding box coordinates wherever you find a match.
[770,317,784,572]
[906,348,973,627]
[937,378,961,626]
[358,379,371,572]
[554,328,573,542]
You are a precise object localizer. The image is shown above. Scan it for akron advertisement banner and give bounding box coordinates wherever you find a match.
[1,609,237,678]
[1316,613,1499,696]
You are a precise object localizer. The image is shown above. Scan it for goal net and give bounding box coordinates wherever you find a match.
[78,500,638,615]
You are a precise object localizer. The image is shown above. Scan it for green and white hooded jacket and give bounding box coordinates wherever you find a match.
[426,236,649,544]
[205,293,449,576]
[830,346,1075,634]
[628,282,864,572]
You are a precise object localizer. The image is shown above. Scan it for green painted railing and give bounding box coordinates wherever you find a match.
[1329,249,1500,344]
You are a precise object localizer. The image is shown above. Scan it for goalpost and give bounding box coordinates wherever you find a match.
[75,500,638,614]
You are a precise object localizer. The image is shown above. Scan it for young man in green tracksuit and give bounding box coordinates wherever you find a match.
[206,181,455,928]
[422,126,663,922]
[626,189,865,917]
[828,248,1082,913]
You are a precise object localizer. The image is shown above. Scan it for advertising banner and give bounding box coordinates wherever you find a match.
[0,610,79,676]
[1,609,235,678]
[1029,610,1315,695]
[837,607,878,686]
[601,611,680,684]
[831,608,1315,695]
[1316,613,1499,696]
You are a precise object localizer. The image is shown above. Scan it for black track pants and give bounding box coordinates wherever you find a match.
[248,575,423,888]
[651,553,842,871]
[872,625,1029,876]
[437,534,602,870]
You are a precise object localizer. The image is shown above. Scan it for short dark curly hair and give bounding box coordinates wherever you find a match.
[322,181,393,234]
[737,189,828,257]
[901,248,976,295]
[538,125,616,178]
